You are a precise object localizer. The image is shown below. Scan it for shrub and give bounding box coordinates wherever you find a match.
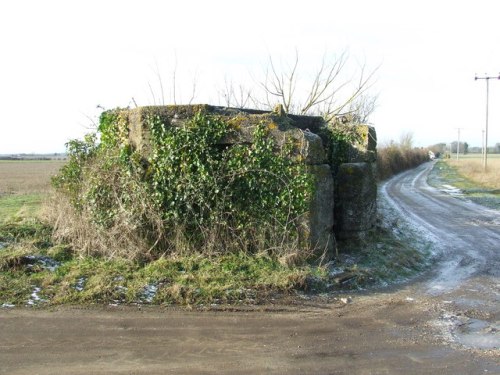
[377,142,429,180]
[50,110,313,261]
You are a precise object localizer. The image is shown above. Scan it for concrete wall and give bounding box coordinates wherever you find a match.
[119,105,377,257]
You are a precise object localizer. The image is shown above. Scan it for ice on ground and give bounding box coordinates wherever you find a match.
[25,255,60,272]
[74,277,86,292]
[441,184,463,197]
[141,284,158,303]
[27,287,45,306]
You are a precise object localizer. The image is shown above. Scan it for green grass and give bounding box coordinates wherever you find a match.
[0,213,432,307]
[428,160,500,209]
[0,219,329,307]
[0,193,45,223]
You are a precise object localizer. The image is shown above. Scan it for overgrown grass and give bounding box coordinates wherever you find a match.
[445,155,500,190]
[428,159,500,209]
[0,219,328,307]
[0,212,433,306]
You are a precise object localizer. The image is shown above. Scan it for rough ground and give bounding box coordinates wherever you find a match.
[1,162,499,374]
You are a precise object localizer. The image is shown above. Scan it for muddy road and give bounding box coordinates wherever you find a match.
[1,162,499,374]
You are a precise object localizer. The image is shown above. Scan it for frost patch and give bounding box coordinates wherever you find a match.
[25,255,60,272]
[441,184,463,197]
[74,277,86,292]
[27,287,45,306]
[140,284,158,303]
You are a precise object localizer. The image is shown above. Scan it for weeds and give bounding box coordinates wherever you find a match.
[0,218,327,306]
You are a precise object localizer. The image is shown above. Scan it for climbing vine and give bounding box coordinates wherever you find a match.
[52,110,313,258]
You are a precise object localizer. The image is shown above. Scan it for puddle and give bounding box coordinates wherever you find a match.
[437,312,499,350]
[455,318,499,350]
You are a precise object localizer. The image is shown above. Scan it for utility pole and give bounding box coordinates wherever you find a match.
[475,73,500,171]
[454,127,463,160]
[482,129,485,161]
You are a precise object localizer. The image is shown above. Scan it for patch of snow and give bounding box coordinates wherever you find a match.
[1,303,15,308]
[141,284,158,303]
[25,255,60,272]
[27,287,45,306]
[74,277,86,292]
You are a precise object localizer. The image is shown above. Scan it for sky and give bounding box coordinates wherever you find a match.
[1,0,500,154]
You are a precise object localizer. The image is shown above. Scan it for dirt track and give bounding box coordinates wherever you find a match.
[1,162,499,374]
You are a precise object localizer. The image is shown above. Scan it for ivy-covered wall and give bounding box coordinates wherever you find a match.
[114,105,377,253]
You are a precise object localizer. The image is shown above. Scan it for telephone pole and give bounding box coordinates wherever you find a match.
[475,74,500,171]
[454,127,463,160]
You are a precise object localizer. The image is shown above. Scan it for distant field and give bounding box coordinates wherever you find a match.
[0,160,65,195]
[445,154,500,190]
[0,160,65,221]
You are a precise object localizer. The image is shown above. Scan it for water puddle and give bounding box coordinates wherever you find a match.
[454,318,499,350]
[437,312,499,350]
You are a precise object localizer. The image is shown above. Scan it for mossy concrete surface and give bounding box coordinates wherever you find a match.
[108,105,378,257]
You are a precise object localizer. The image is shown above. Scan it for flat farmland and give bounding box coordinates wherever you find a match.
[0,160,65,221]
[445,154,500,189]
[0,160,65,195]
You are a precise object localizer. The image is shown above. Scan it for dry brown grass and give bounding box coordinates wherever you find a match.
[446,155,500,189]
[0,161,66,195]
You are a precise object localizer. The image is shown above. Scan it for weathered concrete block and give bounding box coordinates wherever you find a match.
[126,105,326,165]
[347,124,377,163]
[110,104,380,256]
[304,164,334,257]
[336,162,377,239]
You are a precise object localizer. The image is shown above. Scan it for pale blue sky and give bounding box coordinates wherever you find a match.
[1,0,500,153]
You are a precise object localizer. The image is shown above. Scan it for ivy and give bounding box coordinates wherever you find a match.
[53,110,313,256]
[320,124,363,170]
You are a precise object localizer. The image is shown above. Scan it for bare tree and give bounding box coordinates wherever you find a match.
[347,93,378,124]
[399,132,414,150]
[219,76,253,108]
[148,58,197,106]
[257,51,378,122]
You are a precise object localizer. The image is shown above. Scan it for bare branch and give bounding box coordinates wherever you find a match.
[148,82,157,105]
